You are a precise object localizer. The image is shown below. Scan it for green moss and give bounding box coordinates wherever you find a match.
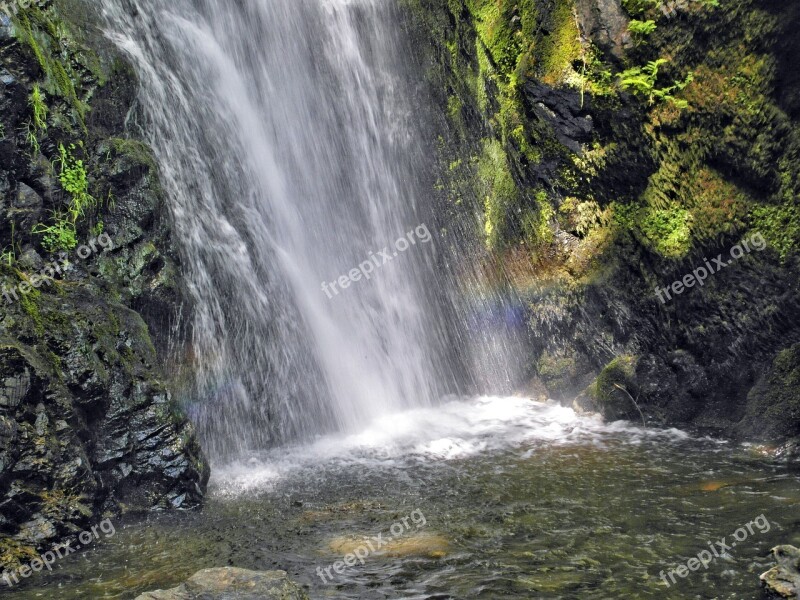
[522,190,555,251]
[477,138,518,250]
[585,355,642,421]
[13,7,89,127]
[107,138,158,171]
[749,203,800,261]
[637,206,693,258]
[18,287,44,337]
[537,0,582,85]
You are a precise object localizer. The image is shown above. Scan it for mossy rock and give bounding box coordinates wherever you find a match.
[579,355,642,421]
[738,344,800,441]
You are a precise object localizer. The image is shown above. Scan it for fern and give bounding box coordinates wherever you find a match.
[628,19,657,42]
[620,59,693,108]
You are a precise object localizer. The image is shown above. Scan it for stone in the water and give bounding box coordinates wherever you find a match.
[328,533,449,559]
[133,568,308,600]
[760,545,800,598]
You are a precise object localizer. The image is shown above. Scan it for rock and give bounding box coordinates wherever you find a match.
[134,568,309,600]
[761,545,800,598]
[0,0,208,570]
[522,82,594,154]
[574,0,630,61]
[737,344,800,441]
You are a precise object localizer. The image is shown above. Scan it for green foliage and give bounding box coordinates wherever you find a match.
[33,144,95,252]
[610,203,693,258]
[477,138,518,251]
[628,20,657,43]
[637,206,693,258]
[32,214,77,253]
[621,0,659,16]
[522,190,555,250]
[620,59,693,108]
[57,142,96,222]
[750,203,800,261]
[30,84,47,131]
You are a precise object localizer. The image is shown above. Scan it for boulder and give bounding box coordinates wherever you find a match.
[134,568,309,600]
[761,545,800,598]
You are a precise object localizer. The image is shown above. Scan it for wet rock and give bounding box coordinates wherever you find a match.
[761,545,800,598]
[577,355,642,422]
[522,82,594,154]
[134,568,309,600]
[0,0,208,570]
[11,183,44,232]
[737,343,800,441]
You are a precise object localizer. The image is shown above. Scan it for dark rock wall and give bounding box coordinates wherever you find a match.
[0,0,208,570]
[404,0,800,443]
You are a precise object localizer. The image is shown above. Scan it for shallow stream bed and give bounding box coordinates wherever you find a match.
[7,397,799,599]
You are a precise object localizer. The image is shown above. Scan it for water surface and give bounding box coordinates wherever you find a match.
[7,397,798,599]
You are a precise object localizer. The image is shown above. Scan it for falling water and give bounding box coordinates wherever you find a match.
[99,0,528,460]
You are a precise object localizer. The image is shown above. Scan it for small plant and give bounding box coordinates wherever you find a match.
[34,144,96,252]
[628,19,657,44]
[32,213,78,253]
[620,59,693,108]
[30,84,47,131]
[0,248,15,266]
[25,121,40,153]
[56,142,96,222]
[2,221,17,265]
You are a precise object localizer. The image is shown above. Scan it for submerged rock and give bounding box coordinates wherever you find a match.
[761,545,800,598]
[134,568,309,600]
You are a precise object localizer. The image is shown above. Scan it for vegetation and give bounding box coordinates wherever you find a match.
[33,144,96,252]
[30,84,47,131]
[628,19,657,43]
[619,59,693,108]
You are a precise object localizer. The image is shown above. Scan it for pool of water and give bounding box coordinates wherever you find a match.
[5,397,799,599]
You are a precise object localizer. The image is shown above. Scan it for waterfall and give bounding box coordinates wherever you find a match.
[99,0,528,460]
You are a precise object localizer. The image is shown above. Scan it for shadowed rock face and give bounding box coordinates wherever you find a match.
[134,568,309,600]
[0,0,208,570]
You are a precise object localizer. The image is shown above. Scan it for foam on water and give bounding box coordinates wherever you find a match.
[211,396,692,495]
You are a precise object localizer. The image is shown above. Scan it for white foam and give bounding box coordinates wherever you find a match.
[211,396,691,495]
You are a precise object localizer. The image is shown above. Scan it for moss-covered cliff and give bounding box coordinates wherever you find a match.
[406,0,800,444]
[0,0,208,570]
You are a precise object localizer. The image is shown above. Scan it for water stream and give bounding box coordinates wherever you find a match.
[99,0,519,459]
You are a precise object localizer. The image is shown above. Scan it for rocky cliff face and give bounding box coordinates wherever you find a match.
[0,0,208,570]
[406,0,800,445]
